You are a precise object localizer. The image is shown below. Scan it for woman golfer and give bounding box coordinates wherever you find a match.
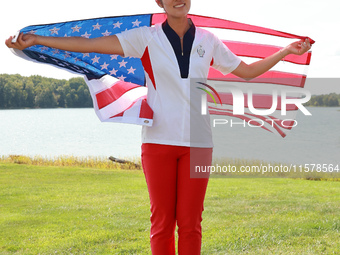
[6,0,311,254]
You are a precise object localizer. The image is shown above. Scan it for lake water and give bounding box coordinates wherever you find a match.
[0,107,339,165]
[0,108,142,159]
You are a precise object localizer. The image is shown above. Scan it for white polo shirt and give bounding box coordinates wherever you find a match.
[116,21,241,148]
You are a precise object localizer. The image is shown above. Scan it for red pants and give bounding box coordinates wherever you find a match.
[141,143,212,255]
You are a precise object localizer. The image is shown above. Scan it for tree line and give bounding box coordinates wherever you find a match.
[303,93,340,107]
[0,74,339,109]
[0,74,92,109]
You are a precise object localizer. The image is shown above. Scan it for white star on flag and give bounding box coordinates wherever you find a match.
[49,27,60,35]
[118,75,126,81]
[109,68,118,76]
[82,53,90,58]
[39,55,47,60]
[92,23,102,30]
[91,55,100,64]
[81,32,91,38]
[64,52,71,59]
[132,19,142,27]
[110,55,119,60]
[40,46,49,52]
[71,25,81,33]
[52,58,59,63]
[118,59,128,68]
[100,62,109,70]
[127,66,136,74]
[101,30,112,36]
[113,21,123,28]
[52,49,60,55]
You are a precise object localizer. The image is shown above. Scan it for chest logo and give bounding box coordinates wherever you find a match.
[197,45,205,58]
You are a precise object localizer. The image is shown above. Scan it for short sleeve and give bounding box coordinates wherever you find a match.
[211,34,241,75]
[116,26,152,58]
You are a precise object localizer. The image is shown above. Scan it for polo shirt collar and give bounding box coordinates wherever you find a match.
[162,19,196,78]
[162,19,196,43]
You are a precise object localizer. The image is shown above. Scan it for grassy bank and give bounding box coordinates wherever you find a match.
[1,162,339,254]
[0,155,141,170]
[1,155,339,180]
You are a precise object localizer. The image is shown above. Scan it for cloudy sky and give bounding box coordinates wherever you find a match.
[1,0,339,93]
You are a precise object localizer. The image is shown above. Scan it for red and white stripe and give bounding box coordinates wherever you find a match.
[85,75,153,126]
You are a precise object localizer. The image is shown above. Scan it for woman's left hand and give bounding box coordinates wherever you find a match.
[283,38,312,56]
[232,38,312,80]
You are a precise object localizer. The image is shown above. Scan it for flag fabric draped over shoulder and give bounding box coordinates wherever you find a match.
[10,13,314,137]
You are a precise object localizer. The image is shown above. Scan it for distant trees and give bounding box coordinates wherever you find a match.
[0,74,92,109]
[304,93,340,107]
[0,74,339,109]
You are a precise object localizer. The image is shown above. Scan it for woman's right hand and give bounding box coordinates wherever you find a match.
[5,31,124,55]
[5,32,37,51]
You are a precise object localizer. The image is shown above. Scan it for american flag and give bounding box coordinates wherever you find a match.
[10,13,314,136]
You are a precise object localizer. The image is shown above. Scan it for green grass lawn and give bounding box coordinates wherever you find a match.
[0,163,339,254]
